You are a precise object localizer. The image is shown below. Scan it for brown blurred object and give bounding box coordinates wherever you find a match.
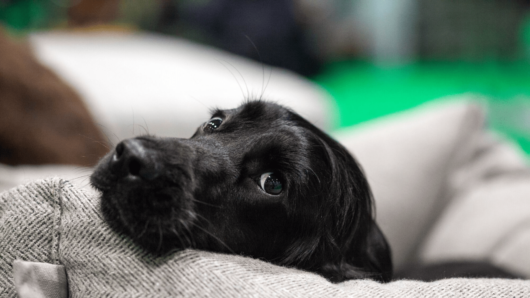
[0,28,109,166]
[68,0,121,27]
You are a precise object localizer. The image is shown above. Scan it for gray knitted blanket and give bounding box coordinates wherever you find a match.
[1,178,529,297]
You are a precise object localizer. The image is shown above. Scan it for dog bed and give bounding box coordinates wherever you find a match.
[1,178,529,297]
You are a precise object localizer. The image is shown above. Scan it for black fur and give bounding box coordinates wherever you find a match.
[90,101,392,283]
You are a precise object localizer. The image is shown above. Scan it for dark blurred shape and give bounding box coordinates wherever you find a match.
[395,261,522,281]
[417,0,530,60]
[68,0,120,27]
[0,28,109,166]
[156,0,322,76]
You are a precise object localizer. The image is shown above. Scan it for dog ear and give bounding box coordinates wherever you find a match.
[311,129,393,283]
[281,112,392,283]
[363,221,393,281]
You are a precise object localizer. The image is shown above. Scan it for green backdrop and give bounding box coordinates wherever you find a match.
[313,60,530,154]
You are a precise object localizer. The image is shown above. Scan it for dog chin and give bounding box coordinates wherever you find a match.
[99,190,195,255]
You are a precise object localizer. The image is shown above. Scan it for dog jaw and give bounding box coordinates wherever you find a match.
[90,137,203,254]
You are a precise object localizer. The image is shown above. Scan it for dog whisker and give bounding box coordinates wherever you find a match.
[190,211,235,253]
[96,123,118,147]
[192,223,235,255]
[168,224,186,249]
[137,218,151,240]
[216,59,249,100]
[78,133,111,150]
[166,205,190,248]
[156,222,164,253]
[189,212,210,226]
[243,35,265,100]
[69,169,93,178]
[176,218,194,248]
[138,125,149,136]
[140,116,150,135]
[187,95,209,110]
[67,174,90,182]
[189,198,221,209]
[264,67,273,100]
[109,131,121,145]
[131,107,136,137]
[72,165,92,172]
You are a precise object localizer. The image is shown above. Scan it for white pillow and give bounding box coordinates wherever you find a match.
[28,31,337,141]
[334,97,487,269]
[420,132,530,278]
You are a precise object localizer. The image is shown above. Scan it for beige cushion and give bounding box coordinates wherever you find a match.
[1,178,528,297]
[420,132,530,278]
[334,97,487,269]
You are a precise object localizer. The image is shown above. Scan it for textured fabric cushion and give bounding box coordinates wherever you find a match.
[1,178,529,297]
[29,31,337,141]
[334,98,487,270]
[420,132,530,278]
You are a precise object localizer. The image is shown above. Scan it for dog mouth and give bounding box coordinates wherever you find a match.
[97,184,198,254]
[90,139,199,254]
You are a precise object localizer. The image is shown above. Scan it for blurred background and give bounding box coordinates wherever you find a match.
[4,0,530,276]
[2,0,530,155]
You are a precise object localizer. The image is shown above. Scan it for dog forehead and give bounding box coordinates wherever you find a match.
[228,101,289,122]
[206,101,324,158]
[210,102,312,162]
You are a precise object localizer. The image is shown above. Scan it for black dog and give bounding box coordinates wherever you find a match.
[90,101,392,283]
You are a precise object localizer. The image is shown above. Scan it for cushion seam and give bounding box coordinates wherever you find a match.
[50,179,65,265]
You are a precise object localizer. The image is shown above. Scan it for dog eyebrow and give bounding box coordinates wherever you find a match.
[241,130,313,179]
[209,109,226,119]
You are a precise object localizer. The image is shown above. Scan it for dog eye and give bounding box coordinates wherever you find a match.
[204,117,223,132]
[259,172,283,195]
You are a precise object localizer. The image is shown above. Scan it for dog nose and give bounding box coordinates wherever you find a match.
[111,139,160,181]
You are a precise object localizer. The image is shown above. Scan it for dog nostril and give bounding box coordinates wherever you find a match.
[115,142,125,159]
[111,139,160,181]
[127,155,159,181]
[128,157,142,177]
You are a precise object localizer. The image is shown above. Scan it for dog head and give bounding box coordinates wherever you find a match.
[90,101,392,282]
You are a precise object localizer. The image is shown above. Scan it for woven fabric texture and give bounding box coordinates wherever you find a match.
[1,178,529,297]
[0,178,63,297]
